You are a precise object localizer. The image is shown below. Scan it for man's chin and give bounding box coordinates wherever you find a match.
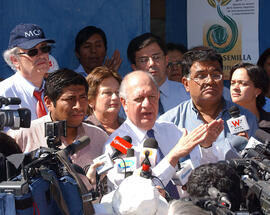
[67,122,82,128]
[140,119,155,130]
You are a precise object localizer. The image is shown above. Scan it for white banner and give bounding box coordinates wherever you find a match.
[187,0,259,79]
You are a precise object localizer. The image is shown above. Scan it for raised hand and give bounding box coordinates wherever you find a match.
[104,49,122,72]
[167,119,224,167]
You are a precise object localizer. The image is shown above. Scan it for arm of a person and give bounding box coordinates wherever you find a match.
[151,119,224,187]
[166,119,224,167]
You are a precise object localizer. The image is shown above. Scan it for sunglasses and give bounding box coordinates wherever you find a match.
[18,45,51,57]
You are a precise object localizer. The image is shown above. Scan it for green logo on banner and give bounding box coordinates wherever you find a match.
[207,0,238,53]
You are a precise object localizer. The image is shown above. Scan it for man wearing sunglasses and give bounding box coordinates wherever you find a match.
[1,23,55,121]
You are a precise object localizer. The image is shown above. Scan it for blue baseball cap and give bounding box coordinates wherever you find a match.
[8,23,55,49]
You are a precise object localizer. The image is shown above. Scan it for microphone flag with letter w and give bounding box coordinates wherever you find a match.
[226,106,249,135]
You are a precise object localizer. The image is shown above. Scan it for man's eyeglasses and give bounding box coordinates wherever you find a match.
[136,53,164,65]
[167,61,182,68]
[187,73,223,84]
[18,45,51,57]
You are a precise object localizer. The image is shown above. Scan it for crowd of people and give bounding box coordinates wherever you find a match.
[0,22,270,214]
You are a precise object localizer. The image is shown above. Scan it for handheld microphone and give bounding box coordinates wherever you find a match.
[64,136,90,156]
[110,136,132,159]
[226,106,249,135]
[171,159,194,186]
[116,148,137,178]
[140,150,152,179]
[139,138,158,168]
[95,136,133,175]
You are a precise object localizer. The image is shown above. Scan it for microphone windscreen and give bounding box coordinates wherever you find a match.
[122,136,132,144]
[7,97,21,105]
[228,106,240,118]
[65,136,90,156]
[255,129,270,143]
[143,138,158,149]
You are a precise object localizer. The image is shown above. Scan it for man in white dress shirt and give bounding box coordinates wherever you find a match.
[1,23,55,120]
[104,70,223,198]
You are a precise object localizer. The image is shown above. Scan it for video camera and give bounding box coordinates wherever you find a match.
[191,139,270,215]
[0,120,95,214]
[0,96,31,130]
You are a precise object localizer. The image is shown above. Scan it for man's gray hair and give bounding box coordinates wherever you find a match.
[3,47,19,71]
[119,70,159,100]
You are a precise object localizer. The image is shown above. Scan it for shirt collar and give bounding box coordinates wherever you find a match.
[76,64,88,77]
[14,72,45,94]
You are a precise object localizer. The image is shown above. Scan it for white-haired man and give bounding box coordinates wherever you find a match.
[1,23,55,120]
[104,70,224,199]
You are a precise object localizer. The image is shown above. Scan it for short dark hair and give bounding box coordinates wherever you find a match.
[75,26,107,54]
[257,48,270,68]
[230,62,269,110]
[166,43,188,54]
[186,162,241,211]
[182,48,223,77]
[44,68,89,105]
[127,33,167,65]
[0,132,22,156]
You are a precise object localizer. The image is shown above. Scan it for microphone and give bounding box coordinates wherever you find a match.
[226,106,249,135]
[110,136,132,159]
[0,97,21,107]
[171,159,194,186]
[140,150,152,179]
[139,138,158,168]
[64,136,90,156]
[94,136,132,175]
[116,148,137,178]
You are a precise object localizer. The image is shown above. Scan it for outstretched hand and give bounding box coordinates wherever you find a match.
[167,119,224,167]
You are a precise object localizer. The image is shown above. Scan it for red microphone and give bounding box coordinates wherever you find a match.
[110,136,132,159]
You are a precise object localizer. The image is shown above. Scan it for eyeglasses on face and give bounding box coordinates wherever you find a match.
[187,73,223,84]
[18,45,51,57]
[136,53,164,65]
[167,61,182,68]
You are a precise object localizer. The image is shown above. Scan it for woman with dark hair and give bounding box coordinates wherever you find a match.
[257,48,270,111]
[85,66,123,135]
[230,62,270,133]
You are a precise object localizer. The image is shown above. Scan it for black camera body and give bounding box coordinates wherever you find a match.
[0,96,31,130]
